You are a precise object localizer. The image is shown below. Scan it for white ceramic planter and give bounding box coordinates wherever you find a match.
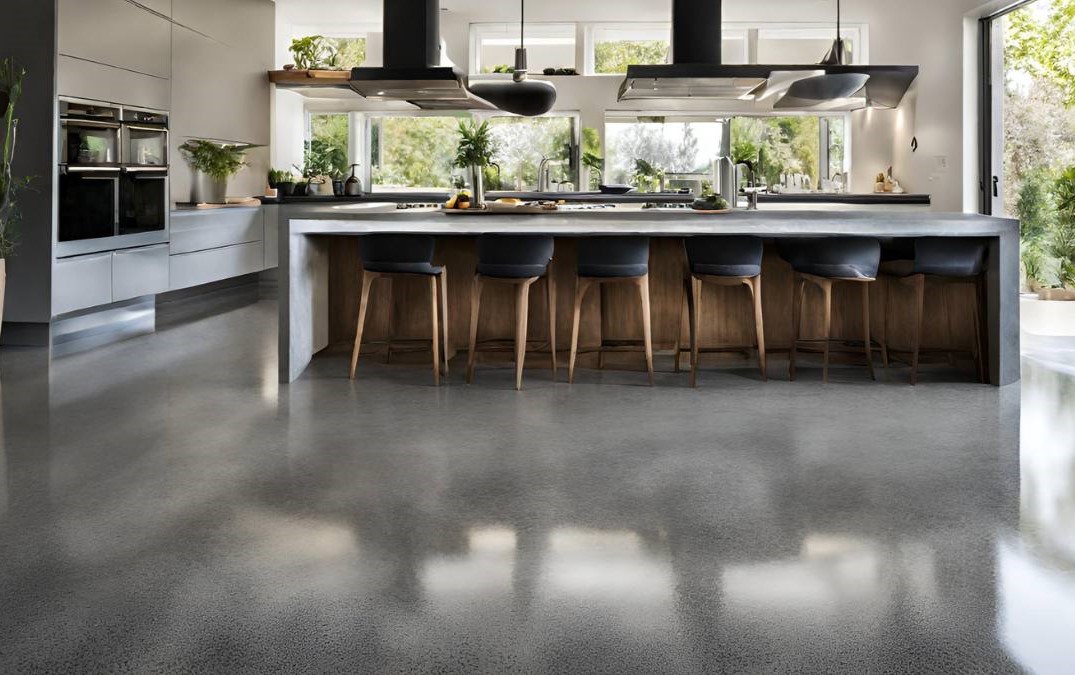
[1021,294,1075,337]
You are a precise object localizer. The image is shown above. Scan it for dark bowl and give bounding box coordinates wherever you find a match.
[600,184,636,195]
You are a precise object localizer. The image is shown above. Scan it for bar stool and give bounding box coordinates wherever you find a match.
[779,237,882,382]
[675,236,766,387]
[349,235,449,385]
[568,237,654,385]
[467,235,556,391]
[880,237,988,385]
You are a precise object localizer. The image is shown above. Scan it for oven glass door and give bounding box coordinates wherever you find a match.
[119,172,167,235]
[123,126,168,166]
[62,121,120,166]
[59,171,119,242]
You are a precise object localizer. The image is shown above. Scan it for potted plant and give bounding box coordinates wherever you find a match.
[581,127,603,191]
[288,36,340,71]
[454,120,498,207]
[632,158,664,193]
[179,139,259,204]
[0,59,30,340]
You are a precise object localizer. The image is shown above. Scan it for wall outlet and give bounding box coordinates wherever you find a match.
[934,155,949,173]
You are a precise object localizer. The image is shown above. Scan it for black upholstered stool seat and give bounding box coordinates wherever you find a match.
[350,235,449,385]
[475,235,555,278]
[677,236,767,385]
[569,237,654,385]
[685,236,764,278]
[362,260,444,275]
[577,237,650,278]
[879,237,988,384]
[468,235,557,390]
[779,236,883,382]
[778,237,881,279]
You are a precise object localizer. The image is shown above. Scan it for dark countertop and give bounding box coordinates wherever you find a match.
[758,193,931,205]
[263,191,931,206]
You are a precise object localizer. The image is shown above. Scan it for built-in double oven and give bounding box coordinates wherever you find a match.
[58,99,169,257]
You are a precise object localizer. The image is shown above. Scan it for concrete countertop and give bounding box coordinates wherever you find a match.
[288,207,1016,238]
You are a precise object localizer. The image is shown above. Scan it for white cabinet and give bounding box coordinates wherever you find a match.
[170,242,265,291]
[170,208,263,255]
[113,244,170,302]
[54,244,172,316]
[58,0,171,79]
[54,252,113,316]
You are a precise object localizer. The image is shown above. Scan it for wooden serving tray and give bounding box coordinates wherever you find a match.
[441,205,559,215]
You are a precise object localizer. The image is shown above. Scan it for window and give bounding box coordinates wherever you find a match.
[730,116,848,189]
[326,36,367,68]
[604,117,724,185]
[483,115,578,190]
[604,115,849,191]
[585,22,864,74]
[369,116,463,191]
[472,23,576,74]
[308,113,351,176]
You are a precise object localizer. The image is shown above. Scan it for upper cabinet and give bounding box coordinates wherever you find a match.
[57,0,171,79]
[171,0,272,48]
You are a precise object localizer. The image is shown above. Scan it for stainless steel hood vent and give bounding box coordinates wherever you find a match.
[349,0,495,110]
[618,0,918,111]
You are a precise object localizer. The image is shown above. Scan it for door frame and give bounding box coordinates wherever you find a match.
[978,0,1045,215]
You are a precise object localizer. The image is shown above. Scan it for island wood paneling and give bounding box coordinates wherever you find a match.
[325,236,981,373]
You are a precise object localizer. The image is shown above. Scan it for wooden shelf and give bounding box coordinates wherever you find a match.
[268,69,351,88]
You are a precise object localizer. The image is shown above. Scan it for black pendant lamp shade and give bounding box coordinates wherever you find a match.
[780,0,870,105]
[468,0,557,116]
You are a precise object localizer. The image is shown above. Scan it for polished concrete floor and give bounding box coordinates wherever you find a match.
[0,300,1072,673]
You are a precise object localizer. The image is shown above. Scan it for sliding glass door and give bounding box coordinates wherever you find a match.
[982,0,1075,290]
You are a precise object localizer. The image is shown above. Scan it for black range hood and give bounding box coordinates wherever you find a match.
[618,0,918,110]
[349,0,495,110]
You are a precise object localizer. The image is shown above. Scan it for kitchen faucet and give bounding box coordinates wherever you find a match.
[537,156,552,193]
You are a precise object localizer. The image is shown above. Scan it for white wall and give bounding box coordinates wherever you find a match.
[277,0,992,211]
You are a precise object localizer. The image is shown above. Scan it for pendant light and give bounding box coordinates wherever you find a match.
[778,0,869,106]
[468,0,557,116]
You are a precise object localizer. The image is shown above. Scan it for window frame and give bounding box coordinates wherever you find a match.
[469,22,578,75]
[581,21,869,75]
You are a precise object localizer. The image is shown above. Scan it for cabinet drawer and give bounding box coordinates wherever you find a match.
[170,209,264,255]
[113,244,170,302]
[169,241,264,291]
[54,252,113,316]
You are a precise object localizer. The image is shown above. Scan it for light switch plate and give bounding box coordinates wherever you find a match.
[934,155,949,173]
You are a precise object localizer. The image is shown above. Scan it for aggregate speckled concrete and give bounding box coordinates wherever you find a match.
[0,301,1072,673]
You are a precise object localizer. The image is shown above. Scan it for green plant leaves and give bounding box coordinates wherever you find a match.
[454,120,497,169]
[179,140,259,180]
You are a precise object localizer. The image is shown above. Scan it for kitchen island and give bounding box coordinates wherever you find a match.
[273,204,1019,386]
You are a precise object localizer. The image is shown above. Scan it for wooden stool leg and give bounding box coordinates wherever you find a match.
[862,281,875,381]
[547,274,557,380]
[639,275,655,386]
[880,277,890,371]
[514,280,534,391]
[790,274,805,381]
[973,276,987,384]
[674,280,687,372]
[439,267,450,376]
[350,272,377,379]
[690,276,702,388]
[748,276,767,382]
[569,278,591,384]
[910,274,926,386]
[820,279,833,383]
[467,276,483,384]
[684,276,697,372]
[429,276,440,386]
[384,277,395,365]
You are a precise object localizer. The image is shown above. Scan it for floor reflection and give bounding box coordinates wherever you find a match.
[0,302,1070,671]
[1001,359,1075,673]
